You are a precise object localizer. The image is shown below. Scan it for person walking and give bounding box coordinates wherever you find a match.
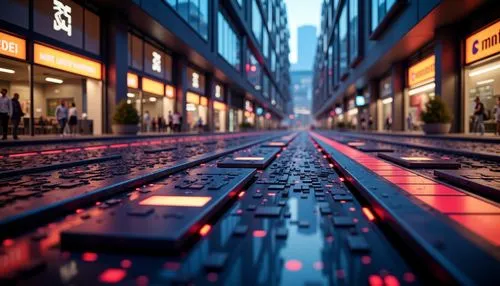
[494,96,500,136]
[407,113,413,131]
[143,110,151,133]
[0,89,12,140]
[473,96,485,135]
[68,102,78,136]
[168,111,173,133]
[173,112,180,132]
[10,93,24,140]
[196,117,203,133]
[55,101,68,137]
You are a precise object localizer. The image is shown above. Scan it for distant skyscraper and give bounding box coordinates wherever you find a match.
[291,71,313,127]
[295,25,317,71]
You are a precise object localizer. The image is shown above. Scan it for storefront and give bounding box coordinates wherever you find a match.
[0,0,103,135]
[463,20,500,133]
[378,75,393,131]
[405,55,436,130]
[244,99,256,127]
[345,98,358,129]
[127,34,175,132]
[185,67,207,132]
[355,87,370,130]
[213,83,227,132]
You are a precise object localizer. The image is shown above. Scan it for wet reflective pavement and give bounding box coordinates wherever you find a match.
[0,131,499,285]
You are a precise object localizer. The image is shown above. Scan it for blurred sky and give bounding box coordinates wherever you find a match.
[284,0,322,64]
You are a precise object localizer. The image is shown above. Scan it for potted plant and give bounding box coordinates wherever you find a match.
[112,100,140,135]
[420,96,453,135]
[239,122,254,132]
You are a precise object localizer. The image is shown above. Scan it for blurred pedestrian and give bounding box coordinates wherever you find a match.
[143,110,151,133]
[173,112,180,132]
[472,97,485,135]
[0,89,12,140]
[168,111,173,133]
[10,93,24,140]
[368,116,373,130]
[494,96,500,136]
[407,113,413,131]
[68,102,78,136]
[196,117,203,133]
[55,101,68,137]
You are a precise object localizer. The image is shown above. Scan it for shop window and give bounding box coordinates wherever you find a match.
[32,65,103,135]
[0,57,31,135]
[465,59,500,133]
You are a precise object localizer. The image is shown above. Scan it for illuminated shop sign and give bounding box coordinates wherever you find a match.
[408,56,435,87]
[466,20,500,64]
[142,77,164,96]
[187,67,205,94]
[256,107,264,116]
[0,31,26,60]
[214,84,222,99]
[34,43,101,79]
[152,51,162,73]
[245,100,254,113]
[127,73,138,89]
[53,0,72,37]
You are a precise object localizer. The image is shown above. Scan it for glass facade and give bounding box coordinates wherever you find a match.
[349,0,359,64]
[370,0,397,32]
[246,50,261,91]
[252,0,262,44]
[339,3,348,77]
[218,12,241,71]
[165,0,209,40]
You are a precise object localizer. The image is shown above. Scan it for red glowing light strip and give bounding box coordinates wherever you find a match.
[84,145,108,151]
[8,152,37,158]
[109,143,129,148]
[311,131,500,246]
[64,148,82,152]
[199,224,212,236]
[238,191,246,198]
[40,150,63,155]
[362,207,375,221]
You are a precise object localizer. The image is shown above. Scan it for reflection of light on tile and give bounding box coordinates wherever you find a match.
[199,224,211,236]
[267,142,286,146]
[400,157,433,161]
[139,196,211,207]
[234,157,265,161]
[362,207,375,221]
[347,142,365,147]
[99,268,126,284]
[253,230,266,238]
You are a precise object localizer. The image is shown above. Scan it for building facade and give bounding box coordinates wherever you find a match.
[0,0,291,136]
[294,25,317,71]
[291,70,313,127]
[312,0,499,134]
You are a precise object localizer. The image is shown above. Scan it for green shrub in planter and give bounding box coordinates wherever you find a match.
[420,96,453,134]
[421,96,452,124]
[113,100,139,125]
[239,122,253,130]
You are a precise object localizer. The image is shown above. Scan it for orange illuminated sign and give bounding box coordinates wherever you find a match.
[165,85,175,98]
[213,101,226,111]
[142,77,164,96]
[34,44,101,79]
[139,195,211,207]
[408,55,435,87]
[127,73,139,89]
[200,97,208,106]
[466,20,500,64]
[186,92,200,104]
[0,31,25,60]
